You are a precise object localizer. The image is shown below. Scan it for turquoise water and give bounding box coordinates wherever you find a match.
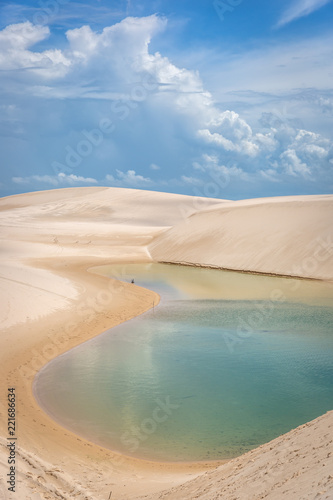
[34,264,333,462]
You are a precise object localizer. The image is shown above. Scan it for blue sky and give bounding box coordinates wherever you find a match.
[1,0,333,200]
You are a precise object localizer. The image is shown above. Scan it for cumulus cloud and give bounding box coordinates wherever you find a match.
[65,14,167,89]
[194,113,333,187]
[276,0,333,28]
[280,149,312,177]
[197,110,282,159]
[0,21,71,78]
[0,15,207,100]
[1,15,333,196]
[12,173,97,185]
[0,21,49,49]
[273,121,329,179]
[198,129,237,152]
[276,128,331,178]
[197,128,259,157]
[65,13,207,107]
[105,170,152,187]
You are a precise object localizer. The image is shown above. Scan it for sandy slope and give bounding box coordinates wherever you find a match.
[0,187,223,329]
[143,410,333,500]
[0,187,332,500]
[149,195,333,280]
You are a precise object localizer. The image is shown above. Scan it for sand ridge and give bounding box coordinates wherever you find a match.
[149,195,333,281]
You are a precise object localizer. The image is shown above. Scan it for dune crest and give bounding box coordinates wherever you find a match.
[149,195,333,281]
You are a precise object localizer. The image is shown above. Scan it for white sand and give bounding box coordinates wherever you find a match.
[0,187,223,328]
[149,195,333,281]
[0,187,332,500]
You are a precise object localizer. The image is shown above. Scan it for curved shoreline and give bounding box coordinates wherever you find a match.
[32,260,333,469]
[0,257,219,499]
[31,264,227,467]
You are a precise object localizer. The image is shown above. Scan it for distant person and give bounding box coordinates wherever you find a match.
[131,278,135,284]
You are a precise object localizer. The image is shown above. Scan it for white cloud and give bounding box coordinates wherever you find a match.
[150,163,160,170]
[0,15,206,100]
[197,109,261,158]
[198,129,238,152]
[0,21,49,50]
[12,169,154,189]
[293,129,330,149]
[12,174,58,186]
[64,15,169,93]
[276,0,333,28]
[58,173,98,184]
[276,128,331,177]
[0,22,71,78]
[254,132,278,152]
[194,111,333,186]
[116,169,152,185]
[12,173,97,185]
[280,149,312,177]
[181,175,203,186]
[105,170,152,187]
[67,14,166,61]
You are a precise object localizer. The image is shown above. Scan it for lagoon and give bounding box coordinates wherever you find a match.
[34,263,333,462]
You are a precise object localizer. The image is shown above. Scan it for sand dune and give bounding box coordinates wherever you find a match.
[144,410,333,500]
[149,195,333,280]
[0,187,332,500]
[0,187,223,329]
